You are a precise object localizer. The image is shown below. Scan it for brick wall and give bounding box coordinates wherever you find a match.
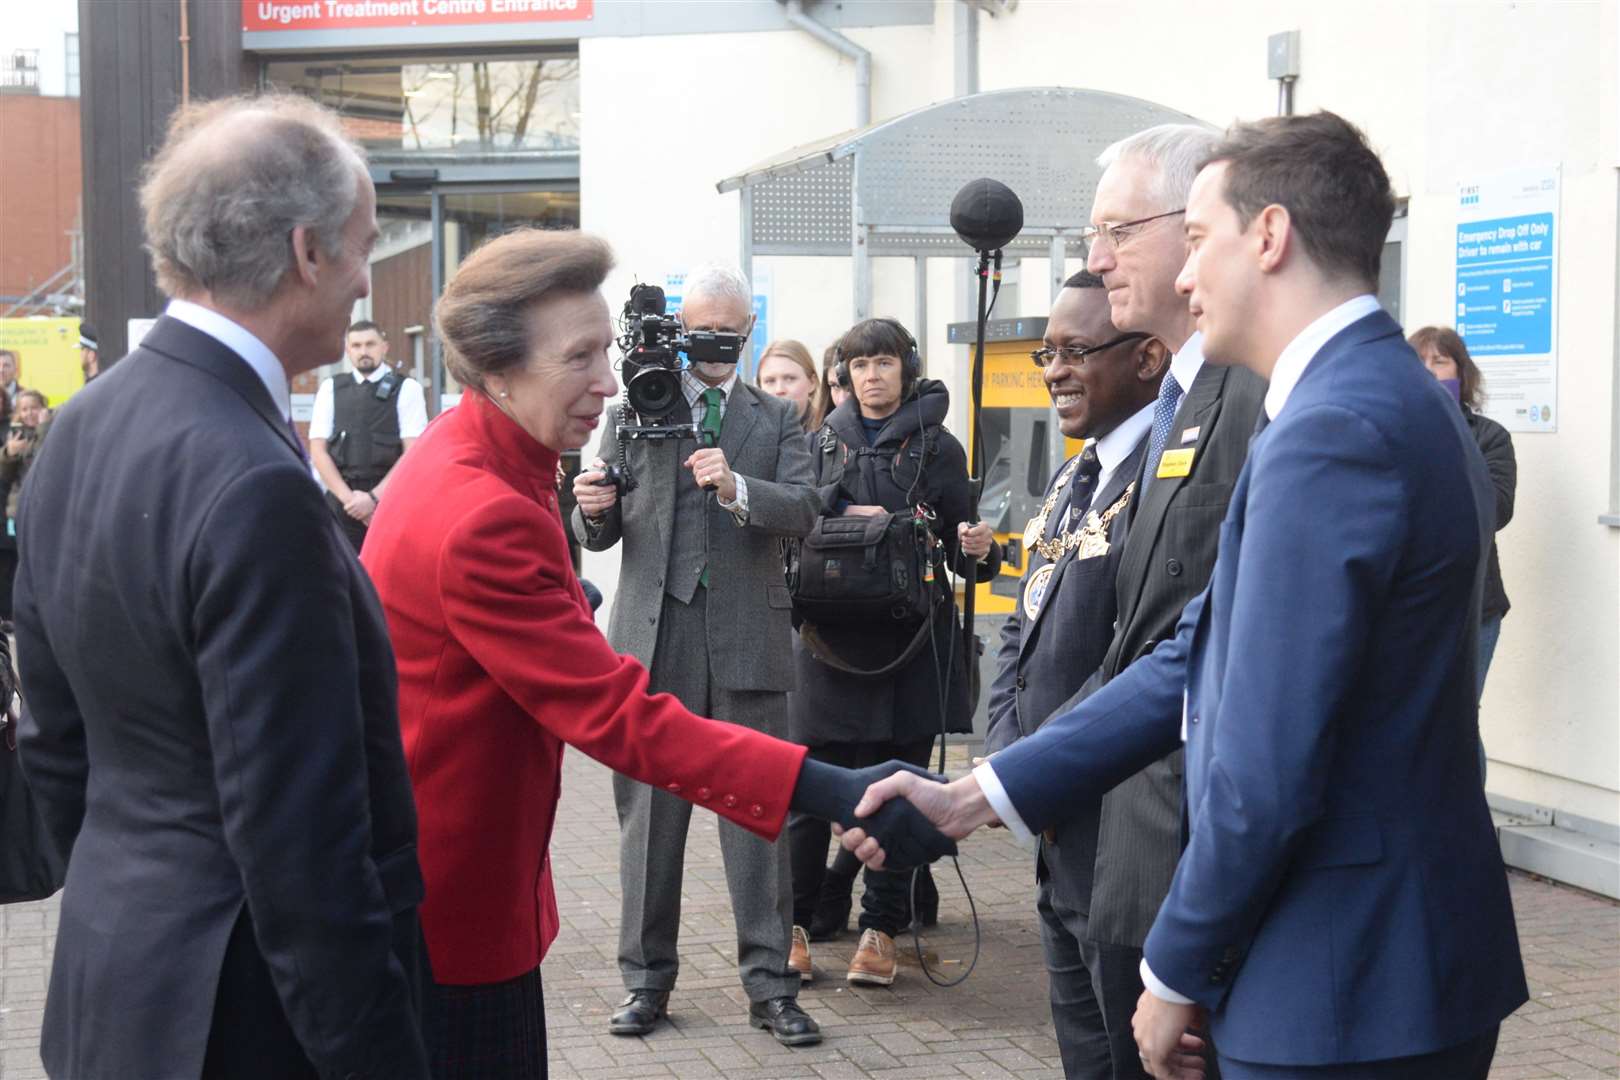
[0,96,82,303]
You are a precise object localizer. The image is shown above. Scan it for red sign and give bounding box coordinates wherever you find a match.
[244,0,593,32]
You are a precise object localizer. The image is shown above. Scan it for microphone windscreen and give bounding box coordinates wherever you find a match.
[950,179,1025,252]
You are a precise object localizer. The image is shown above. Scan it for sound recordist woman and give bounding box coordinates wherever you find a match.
[785,316,999,989]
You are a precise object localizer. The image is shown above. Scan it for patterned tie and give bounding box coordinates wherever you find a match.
[1063,445,1104,532]
[1141,371,1184,496]
[698,386,725,448]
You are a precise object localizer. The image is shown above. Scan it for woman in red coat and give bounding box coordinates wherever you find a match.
[361,229,947,1078]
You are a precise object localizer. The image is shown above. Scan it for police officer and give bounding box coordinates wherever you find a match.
[309,320,428,551]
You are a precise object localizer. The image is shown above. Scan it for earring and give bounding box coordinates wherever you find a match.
[500,391,510,399]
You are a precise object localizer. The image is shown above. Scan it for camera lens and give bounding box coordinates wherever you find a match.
[626,367,681,419]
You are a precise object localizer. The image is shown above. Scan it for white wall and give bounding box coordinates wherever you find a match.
[576,0,1620,827]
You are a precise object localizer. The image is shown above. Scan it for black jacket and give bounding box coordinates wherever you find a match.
[788,380,1000,746]
[1466,408,1515,619]
[15,317,428,1079]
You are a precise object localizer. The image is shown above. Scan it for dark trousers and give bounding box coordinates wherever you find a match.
[202,908,319,1079]
[325,490,370,553]
[427,968,546,1080]
[788,737,934,938]
[1219,1025,1499,1080]
[1036,871,1157,1080]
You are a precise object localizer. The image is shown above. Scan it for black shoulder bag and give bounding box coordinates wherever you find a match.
[787,426,943,677]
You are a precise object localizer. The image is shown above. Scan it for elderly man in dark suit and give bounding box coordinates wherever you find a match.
[984,269,1167,1078]
[572,266,823,1046]
[14,94,429,1079]
[1060,123,1266,1080]
[842,110,1527,1080]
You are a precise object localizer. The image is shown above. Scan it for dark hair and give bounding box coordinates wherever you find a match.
[1408,325,1485,410]
[434,228,614,391]
[1063,269,1106,289]
[1204,111,1394,288]
[833,317,919,397]
[346,319,384,338]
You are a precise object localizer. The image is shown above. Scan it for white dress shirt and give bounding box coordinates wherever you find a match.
[1066,399,1155,529]
[307,365,429,442]
[1263,295,1383,421]
[680,368,748,514]
[1166,330,1207,407]
[165,299,290,421]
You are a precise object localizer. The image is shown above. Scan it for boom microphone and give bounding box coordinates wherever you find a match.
[949,178,1024,252]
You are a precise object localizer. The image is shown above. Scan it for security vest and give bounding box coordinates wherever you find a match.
[330,371,404,489]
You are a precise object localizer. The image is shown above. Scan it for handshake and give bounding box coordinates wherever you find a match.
[789,758,1001,870]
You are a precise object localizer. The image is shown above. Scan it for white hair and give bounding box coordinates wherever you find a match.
[680,263,752,312]
[1097,123,1221,212]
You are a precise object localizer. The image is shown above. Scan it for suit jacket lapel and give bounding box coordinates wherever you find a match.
[141,315,304,464]
[1114,363,1227,634]
[718,380,761,464]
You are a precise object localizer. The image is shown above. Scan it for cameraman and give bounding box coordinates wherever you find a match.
[0,389,50,618]
[570,266,825,1047]
[786,317,999,988]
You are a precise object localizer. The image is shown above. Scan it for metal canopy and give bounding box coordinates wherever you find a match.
[716,87,1206,323]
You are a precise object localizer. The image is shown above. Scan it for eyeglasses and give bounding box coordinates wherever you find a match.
[1079,209,1186,252]
[1030,333,1151,368]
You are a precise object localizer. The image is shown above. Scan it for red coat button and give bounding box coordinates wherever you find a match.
[666,783,682,795]
[697,787,712,800]
[750,804,764,818]
[723,794,738,808]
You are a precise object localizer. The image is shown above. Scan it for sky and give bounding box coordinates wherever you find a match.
[5,0,80,97]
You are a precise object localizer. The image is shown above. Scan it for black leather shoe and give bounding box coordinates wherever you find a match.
[608,989,669,1036]
[748,997,822,1046]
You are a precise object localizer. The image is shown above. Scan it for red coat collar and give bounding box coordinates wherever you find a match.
[460,387,562,490]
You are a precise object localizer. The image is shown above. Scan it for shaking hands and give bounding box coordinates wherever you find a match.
[788,759,959,870]
[834,770,1004,870]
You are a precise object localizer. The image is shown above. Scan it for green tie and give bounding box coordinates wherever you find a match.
[699,386,725,447]
[697,387,724,589]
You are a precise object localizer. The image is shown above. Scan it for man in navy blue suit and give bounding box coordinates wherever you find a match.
[840,111,1527,1079]
[15,94,429,1079]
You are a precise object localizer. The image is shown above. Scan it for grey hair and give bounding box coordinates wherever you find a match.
[140,93,367,308]
[1097,123,1221,211]
[680,263,753,312]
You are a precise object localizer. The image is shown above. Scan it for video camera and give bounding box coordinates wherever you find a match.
[595,283,748,497]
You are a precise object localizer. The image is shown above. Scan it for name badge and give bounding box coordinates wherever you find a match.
[1157,447,1196,479]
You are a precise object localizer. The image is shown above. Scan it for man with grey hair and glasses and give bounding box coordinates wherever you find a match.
[998,124,1267,1079]
[572,265,824,1046]
[13,94,429,1079]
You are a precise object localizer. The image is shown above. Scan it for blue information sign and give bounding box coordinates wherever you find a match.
[1454,212,1554,355]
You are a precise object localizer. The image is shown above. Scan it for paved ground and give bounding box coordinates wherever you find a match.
[3,748,1617,1079]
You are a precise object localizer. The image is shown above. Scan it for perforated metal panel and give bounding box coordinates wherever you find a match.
[724,87,1206,259]
[750,157,852,255]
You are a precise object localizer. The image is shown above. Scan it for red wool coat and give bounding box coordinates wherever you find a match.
[361,390,808,985]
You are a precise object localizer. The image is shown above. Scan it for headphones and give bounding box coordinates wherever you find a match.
[833,317,921,389]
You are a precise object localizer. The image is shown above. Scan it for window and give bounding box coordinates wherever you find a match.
[64,34,79,98]
[264,51,579,160]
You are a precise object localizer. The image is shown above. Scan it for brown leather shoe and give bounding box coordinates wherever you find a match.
[788,924,813,982]
[846,928,896,986]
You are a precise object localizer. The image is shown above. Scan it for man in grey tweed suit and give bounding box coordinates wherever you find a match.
[571,265,823,1046]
